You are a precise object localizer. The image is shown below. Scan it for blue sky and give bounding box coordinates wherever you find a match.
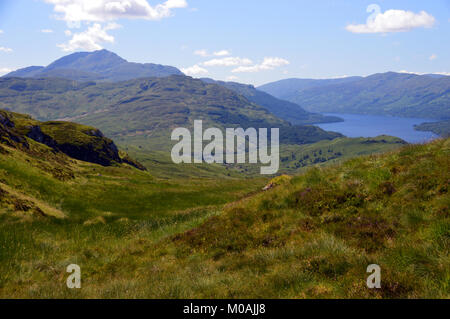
[0,0,449,85]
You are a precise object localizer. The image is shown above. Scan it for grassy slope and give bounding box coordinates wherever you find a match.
[0,139,448,298]
[165,138,449,298]
[203,135,406,176]
[0,138,266,297]
[279,136,406,173]
[0,141,265,221]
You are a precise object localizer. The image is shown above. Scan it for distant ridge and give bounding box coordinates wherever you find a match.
[4,49,183,82]
[258,76,362,101]
[259,72,450,119]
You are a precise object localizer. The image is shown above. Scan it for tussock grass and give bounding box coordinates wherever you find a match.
[0,139,448,298]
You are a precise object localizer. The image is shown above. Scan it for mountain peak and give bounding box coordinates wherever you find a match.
[46,49,127,72]
[4,50,183,82]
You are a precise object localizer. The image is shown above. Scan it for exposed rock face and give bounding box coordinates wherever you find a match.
[26,124,122,166]
[26,126,57,147]
[0,112,14,127]
[0,111,29,148]
[56,136,122,167]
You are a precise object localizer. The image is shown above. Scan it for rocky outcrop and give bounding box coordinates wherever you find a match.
[26,125,57,148]
[25,123,122,166]
[0,111,29,148]
[0,109,146,170]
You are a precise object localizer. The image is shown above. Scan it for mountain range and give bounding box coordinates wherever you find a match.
[4,49,448,153]
[6,49,449,127]
[4,49,183,82]
[0,76,342,153]
[259,72,450,120]
[4,49,342,127]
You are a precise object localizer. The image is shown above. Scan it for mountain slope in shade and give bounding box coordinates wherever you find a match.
[258,76,362,101]
[259,72,450,120]
[4,50,183,82]
[201,78,342,125]
[5,66,45,78]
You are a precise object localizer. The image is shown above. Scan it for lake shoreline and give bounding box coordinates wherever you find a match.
[314,113,439,144]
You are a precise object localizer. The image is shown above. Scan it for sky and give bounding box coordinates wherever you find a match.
[0,0,449,86]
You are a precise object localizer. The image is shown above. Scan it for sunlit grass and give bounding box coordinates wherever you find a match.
[0,139,448,298]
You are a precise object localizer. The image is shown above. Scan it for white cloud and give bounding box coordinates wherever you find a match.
[226,75,238,81]
[45,0,188,24]
[194,49,208,57]
[232,57,289,73]
[203,57,253,67]
[259,57,290,69]
[431,72,450,76]
[41,29,54,33]
[0,68,13,76]
[429,54,437,61]
[398,70,418,74]
[58,22,121,52]
[45,1,187,51]
[399,70,450,76]
[0,29,13,53]
[433,72,450,76]
[0,47,13,53]
[189,49,288,77]
[213,50,230,57]
[181,64,208,76]
[194,49,231,57]
[329,75,350,79]
[346,4,435,34]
